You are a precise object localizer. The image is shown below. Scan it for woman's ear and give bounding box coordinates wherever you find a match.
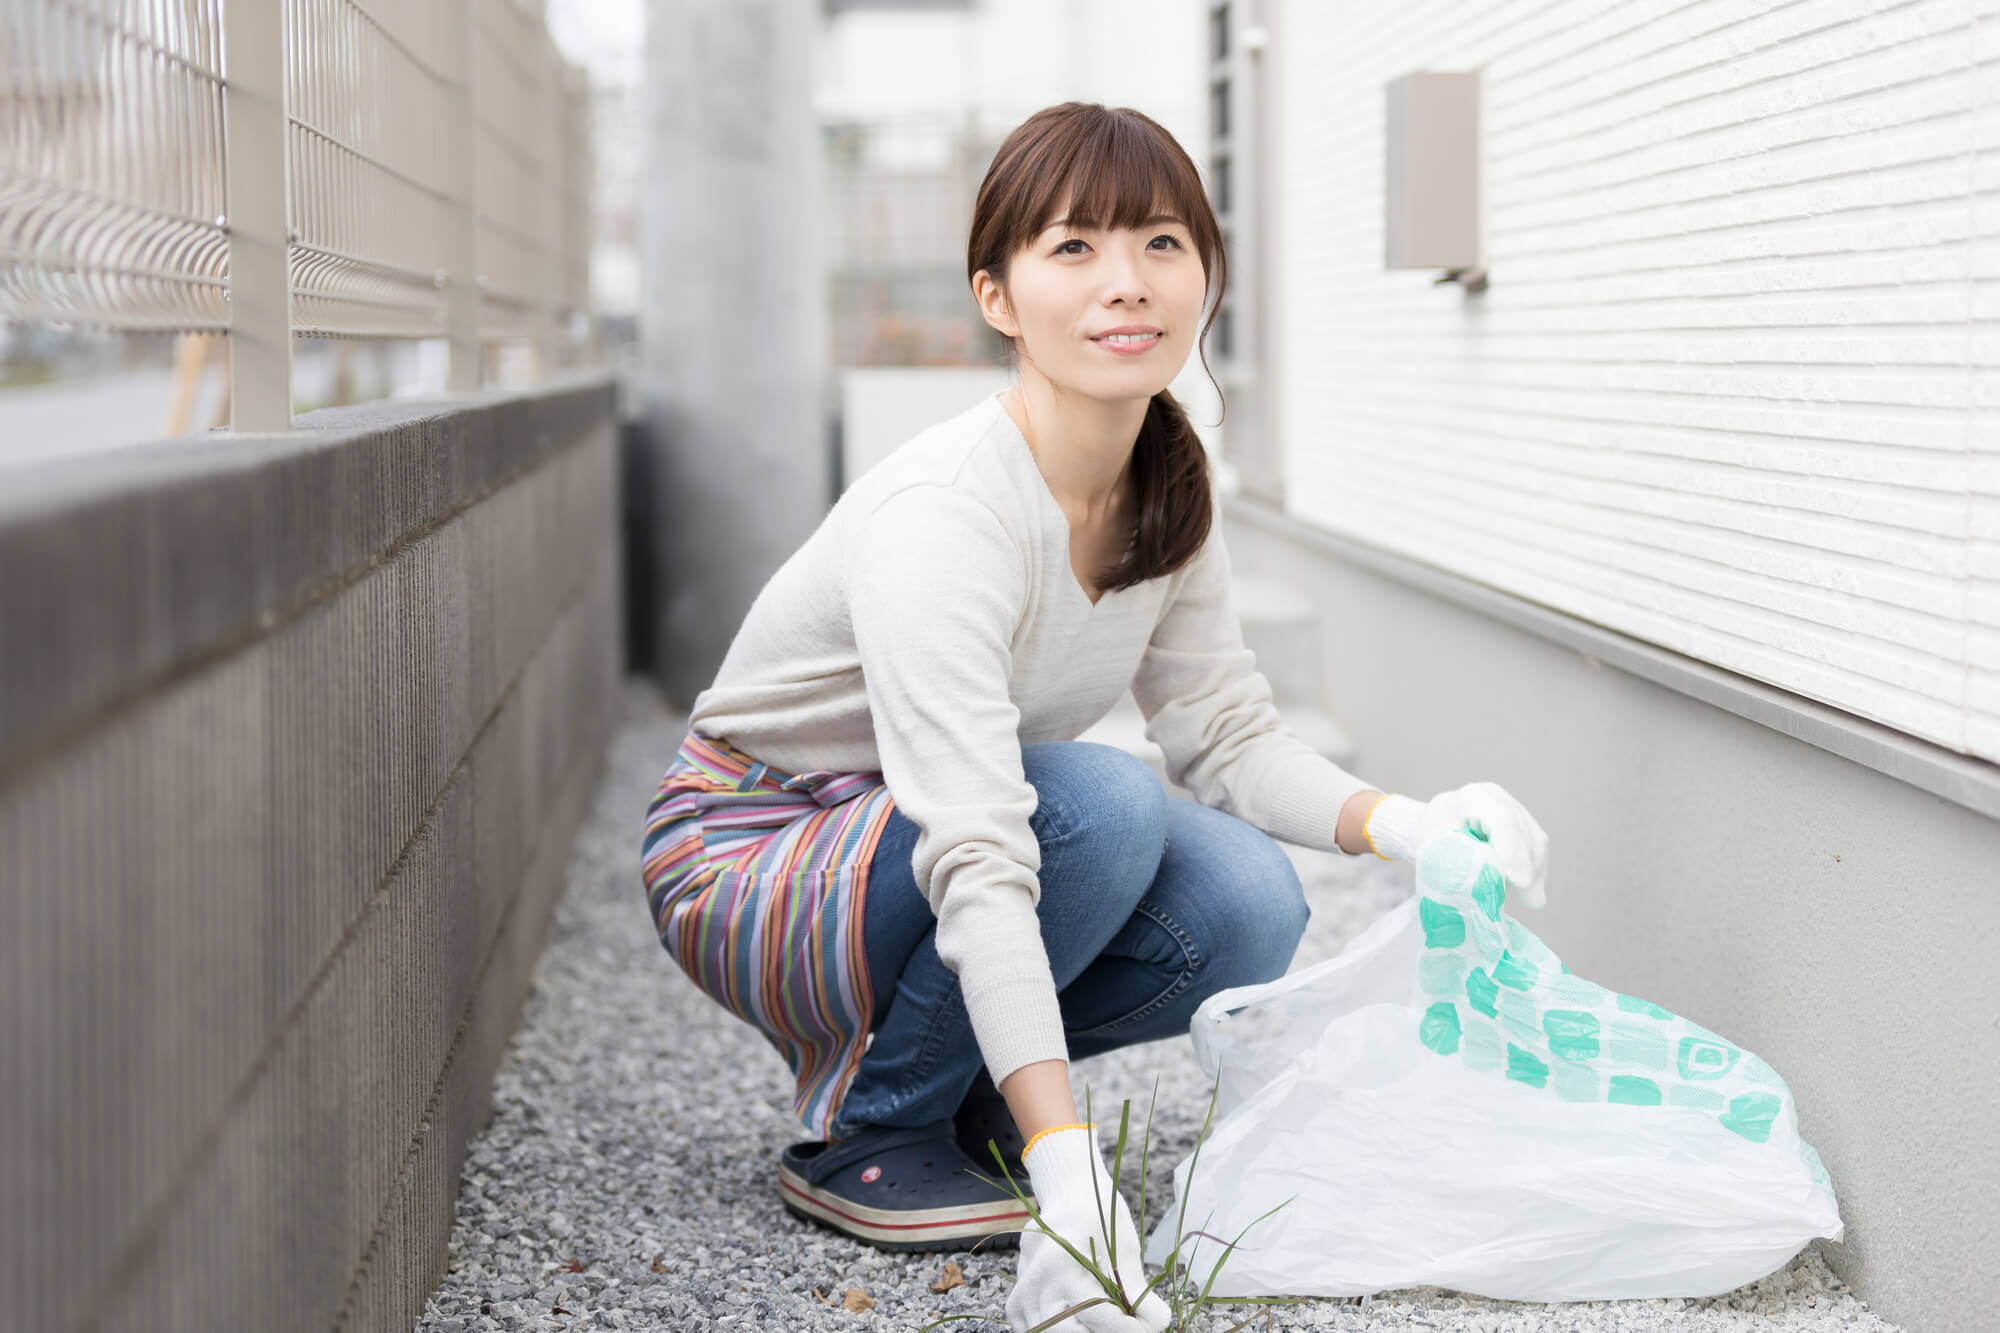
[972,269,1019,339]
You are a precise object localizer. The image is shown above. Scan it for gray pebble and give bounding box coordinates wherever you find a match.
[410,682,1903,1332]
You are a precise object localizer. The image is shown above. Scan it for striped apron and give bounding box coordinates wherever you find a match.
[640,727,901,1139]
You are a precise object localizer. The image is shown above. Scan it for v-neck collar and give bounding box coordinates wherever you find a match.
[984,389,1127,615]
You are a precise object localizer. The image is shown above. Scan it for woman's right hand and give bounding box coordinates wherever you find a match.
[1006,1124,1171,1333]
[1364,783,1551,909]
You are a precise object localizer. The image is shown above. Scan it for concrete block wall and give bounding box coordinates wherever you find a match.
[0,374,623,1331]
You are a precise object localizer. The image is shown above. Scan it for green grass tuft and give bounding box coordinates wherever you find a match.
[918,1066,1307,1333]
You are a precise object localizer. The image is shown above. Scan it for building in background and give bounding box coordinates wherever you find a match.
[548,0,642,338]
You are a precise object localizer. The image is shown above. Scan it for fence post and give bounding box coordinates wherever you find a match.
[443,0,481,392]
[535,26,562,376]
[566,68,593,338]
[521,0,560,380]
[220,0,291,432]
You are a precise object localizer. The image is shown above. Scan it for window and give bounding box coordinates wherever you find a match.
[1205,0,1282,502]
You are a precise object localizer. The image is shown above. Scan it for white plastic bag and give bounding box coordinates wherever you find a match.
[1142,827,1844,1303]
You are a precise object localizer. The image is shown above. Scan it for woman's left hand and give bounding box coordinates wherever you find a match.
[1363,783,1551,910]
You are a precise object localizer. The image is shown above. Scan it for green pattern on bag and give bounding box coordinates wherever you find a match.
[1608,1074,1662,1105]
[1420,1001,1462,1055]
[1470,863,1506,921]
[1420,896,1466,948]
[1409,828,1797,1147]
[1505,1042,1550,1087]
[1543,1009,1599,1062]
[1492,950,1539,991]
[1464,966,1499,1018]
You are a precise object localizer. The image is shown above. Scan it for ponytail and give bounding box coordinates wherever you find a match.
[1091,387,1215,594]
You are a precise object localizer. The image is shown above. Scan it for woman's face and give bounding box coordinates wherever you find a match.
[979,200,1208,402]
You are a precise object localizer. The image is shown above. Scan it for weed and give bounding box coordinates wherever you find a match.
[918,1066,1309,1333]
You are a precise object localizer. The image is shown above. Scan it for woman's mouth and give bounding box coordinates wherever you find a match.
[1091,330,1162,356]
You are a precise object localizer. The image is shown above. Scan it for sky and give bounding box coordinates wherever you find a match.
[546,0,644,89]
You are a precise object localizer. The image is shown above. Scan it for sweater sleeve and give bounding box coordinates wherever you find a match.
[844,484,1069,1088]
[1130,523,1377,853]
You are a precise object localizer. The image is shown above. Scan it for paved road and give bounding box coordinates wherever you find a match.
[0,367,223,470]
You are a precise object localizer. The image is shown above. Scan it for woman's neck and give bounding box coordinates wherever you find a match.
[1002,371,1147,524]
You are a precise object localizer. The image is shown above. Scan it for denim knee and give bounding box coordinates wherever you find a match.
[1212,833,1311,985]
[1019,741,1170,966]
[1022,741,1169,877]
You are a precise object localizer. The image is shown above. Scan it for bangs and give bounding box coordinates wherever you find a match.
[1014,116,1212,261]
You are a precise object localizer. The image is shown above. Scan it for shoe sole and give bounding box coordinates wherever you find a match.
[777,1156,1032,1253]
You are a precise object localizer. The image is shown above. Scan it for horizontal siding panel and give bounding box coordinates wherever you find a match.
[1344,324,1976,369]
[1492,3,1969,155]
[1329,408,1972,565]
[1326,496,1970,741]
[1276,0,1998,764]
[1464,283,1973,329]
[1327,462,1968,682]
[1497,152,1970,249]
[1973,619,2000,667]
[1497,203,1977,281]
[1978,280,2000,321]
[1504,412,1968,484]
[1498,97,1980,227]
[1319,375,1972,463]
[1312,343,1975,403]
[1499,45,1977,187]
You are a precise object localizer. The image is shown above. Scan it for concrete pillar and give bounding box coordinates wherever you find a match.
[637,0,831,709]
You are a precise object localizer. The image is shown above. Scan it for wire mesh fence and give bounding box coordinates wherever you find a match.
[0,0,593,429]
[0,0,232,332]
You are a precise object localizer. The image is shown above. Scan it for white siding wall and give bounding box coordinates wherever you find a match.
[1271,0,2000,763]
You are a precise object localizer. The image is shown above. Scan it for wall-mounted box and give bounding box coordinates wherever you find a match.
[1385,70,1484,285]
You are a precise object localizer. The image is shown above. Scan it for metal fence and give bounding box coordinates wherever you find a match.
[0,0,592,431]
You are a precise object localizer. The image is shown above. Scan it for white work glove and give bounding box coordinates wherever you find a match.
[1007,1124,1171,1333]
[1363,782,1551,910]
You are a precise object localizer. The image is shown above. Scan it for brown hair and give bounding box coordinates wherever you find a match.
[967,101,1226,592]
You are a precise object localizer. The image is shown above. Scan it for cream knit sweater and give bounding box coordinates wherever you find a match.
[687,389,1375,1090]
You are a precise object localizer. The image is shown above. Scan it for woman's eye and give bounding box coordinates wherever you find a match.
[1052,234,1180,255]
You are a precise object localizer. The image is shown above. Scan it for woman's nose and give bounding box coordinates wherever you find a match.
[1100,251,1149,304]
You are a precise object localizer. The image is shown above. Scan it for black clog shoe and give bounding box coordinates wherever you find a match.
[953,1068,1030,1185]
[778,1120,1032,1253]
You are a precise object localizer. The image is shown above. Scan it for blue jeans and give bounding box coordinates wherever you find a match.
[824,740,1312,1140]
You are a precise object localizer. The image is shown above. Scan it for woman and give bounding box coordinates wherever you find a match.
[640,102,1550,1333]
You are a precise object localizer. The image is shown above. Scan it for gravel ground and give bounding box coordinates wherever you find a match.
[414,677,1902,1333]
